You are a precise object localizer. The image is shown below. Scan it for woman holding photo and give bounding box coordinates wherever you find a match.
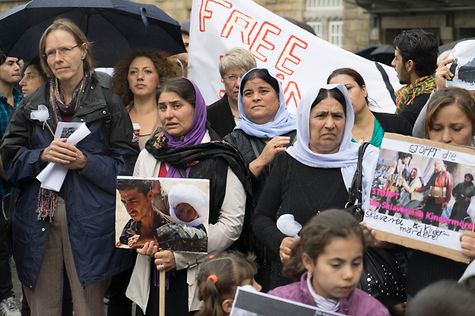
[127,77,251,316]
[406,87,475,299]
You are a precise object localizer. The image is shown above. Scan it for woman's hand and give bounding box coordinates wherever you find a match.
[460,231,475,259]
[40,138,87,169]
[279,237,297,263]
[360,222,391,248]
[249,136,290,177]
[154,250,176,272]
[435,58,454,90]
[136,241,157,257]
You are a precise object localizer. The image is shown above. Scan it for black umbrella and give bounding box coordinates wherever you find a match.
[0,0,186,67]
[370,44,394,66]
[355,45,378,60]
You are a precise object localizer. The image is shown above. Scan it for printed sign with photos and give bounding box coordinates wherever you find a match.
[115,176,209,254]
[365,133,475,263]
[230,286,344,316]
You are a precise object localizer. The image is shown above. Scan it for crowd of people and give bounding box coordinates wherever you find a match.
[0,15,475,316]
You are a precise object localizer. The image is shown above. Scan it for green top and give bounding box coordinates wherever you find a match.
[351,117,384,147]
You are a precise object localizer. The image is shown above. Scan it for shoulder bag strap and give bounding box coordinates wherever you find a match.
[347,142,370,207]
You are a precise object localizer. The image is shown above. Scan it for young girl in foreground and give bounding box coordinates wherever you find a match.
[196,252,261,316]
[269,209,389,316]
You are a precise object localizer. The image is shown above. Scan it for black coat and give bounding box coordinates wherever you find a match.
[207,95,235,138]
[372,111,413,135]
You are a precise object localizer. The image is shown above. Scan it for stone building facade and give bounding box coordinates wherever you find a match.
[353,0,475,45]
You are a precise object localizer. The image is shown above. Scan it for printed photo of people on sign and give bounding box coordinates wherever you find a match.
[115,176,209,253]
[365,134,475,260]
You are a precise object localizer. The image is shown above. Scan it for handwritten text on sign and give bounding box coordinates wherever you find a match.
[199,0,308,108]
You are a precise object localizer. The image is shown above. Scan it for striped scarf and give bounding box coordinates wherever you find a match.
[395,75,436,113]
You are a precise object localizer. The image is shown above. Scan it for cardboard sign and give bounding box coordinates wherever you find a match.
[231,286,344,316]
[365,133,475,263]
[188,0,401,114]
[115,176,209,253]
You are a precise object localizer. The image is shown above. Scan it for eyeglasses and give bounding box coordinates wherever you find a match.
[222,74,243,83]
[44,44,80,60]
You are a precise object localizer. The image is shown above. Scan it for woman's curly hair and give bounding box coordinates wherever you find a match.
[111,49,180,106]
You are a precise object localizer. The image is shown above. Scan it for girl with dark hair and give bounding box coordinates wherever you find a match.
[127,77,252,316]
[269,209,388,315]
[196,252,260,316]
[327,67,412,147]
[19,57,47,97]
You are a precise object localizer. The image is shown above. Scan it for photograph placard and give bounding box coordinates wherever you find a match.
[115,176,209,253]
[365,133,475,263]
[231,286,344,316]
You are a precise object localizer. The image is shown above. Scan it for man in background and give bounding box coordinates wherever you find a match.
[0,50,22,316]
[392,29,438,127]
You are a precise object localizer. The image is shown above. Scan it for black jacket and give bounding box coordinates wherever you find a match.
[207,95,235,138]
[372,111,413,135]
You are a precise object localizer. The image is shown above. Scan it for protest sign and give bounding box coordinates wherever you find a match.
[365,133,475,263]
[188,0,401,114]
[115,176,209,253]
[231,286,344,316]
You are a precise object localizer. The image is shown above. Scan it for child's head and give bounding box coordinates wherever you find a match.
[406,280,475,316]
[168,183,208,227]
[197,251,260,316]
[283,209,365,300]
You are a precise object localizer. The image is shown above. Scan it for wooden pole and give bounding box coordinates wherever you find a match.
[159,269,165,316]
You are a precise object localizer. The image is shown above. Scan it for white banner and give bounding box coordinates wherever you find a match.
[188,0,402,113]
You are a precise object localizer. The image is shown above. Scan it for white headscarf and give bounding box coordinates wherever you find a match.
[287,83,379,193]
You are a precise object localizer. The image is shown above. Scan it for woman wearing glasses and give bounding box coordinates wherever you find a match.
[207,47,256,138]
[1,19,138,316]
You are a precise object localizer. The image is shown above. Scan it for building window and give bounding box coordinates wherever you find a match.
[307,21,323,37]
[307,0,342,9]
[329,21,343,46]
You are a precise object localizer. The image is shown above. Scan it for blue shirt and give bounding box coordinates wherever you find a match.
[0,87,23,198]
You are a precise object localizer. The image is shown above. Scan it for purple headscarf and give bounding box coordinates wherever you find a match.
[162,78,207,178]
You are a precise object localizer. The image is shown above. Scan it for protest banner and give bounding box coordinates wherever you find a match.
[231,286,344,316]
[188,0,401,114]
[365,133,475,263]
[115,176,209,253]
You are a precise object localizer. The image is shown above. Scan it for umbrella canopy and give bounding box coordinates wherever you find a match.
[439,37,475,54]
[355,45,378,60]
[370,44,395,66]
[0,0,186,67]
